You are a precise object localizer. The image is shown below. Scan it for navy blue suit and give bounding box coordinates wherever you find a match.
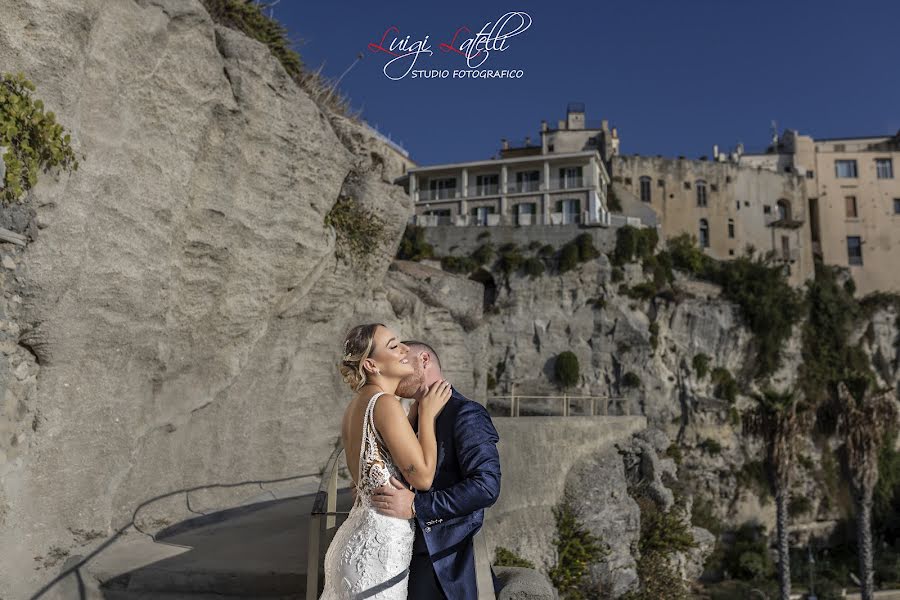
[409,388,501,599]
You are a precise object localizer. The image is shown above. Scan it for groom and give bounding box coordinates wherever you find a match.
[371,341,501,599]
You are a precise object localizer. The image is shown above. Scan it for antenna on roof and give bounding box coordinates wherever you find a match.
[770,120,779,145]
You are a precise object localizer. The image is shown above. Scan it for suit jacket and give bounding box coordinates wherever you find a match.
[411,388,501,599]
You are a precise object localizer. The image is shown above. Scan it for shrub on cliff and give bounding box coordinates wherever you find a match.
[325,195,391,269]
[440,255,477,274]
[0,72,79,203]
[548,493,607,599]
[613,225,658,266]
[493,546,535,569]
[396,224,434,261]
[554,351,580,388]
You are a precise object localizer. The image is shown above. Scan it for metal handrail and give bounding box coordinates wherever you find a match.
[306,442,349,599]
[488,394,628,417]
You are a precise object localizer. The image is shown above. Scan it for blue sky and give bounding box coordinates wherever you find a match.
[276,1,900,166]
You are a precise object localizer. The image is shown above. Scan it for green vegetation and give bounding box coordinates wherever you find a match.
[667,234,802,379]
[548,494,607,600]
[788,496,813,517]
[710,367,738,403]
[607,186,622,212]
[554,351,580,389]
[470,243,495,267]
[440,255,477,274]
[396,224,434,261]
[1,73,79,203]
[649,322,660,350]
[493,546,535,569]
[558,234,600,273]
[622,371,641,389]
[325,195,391,268]
[692,353,711,379]
[623,495,695,600]
[522,256,545,278]
[736,460,771,503]
[477,230,491,241]
[799,264,875,408]
[496,243,525,276]
[699,437,723,456]
[612,225,659,267]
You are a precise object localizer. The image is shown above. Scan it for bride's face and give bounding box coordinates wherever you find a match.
[367,326,414,380]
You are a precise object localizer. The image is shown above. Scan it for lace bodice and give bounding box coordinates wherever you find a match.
[320,391,415,599]
[354,391,401,506]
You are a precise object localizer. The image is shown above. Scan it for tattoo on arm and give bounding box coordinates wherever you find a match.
[404,464,416,475]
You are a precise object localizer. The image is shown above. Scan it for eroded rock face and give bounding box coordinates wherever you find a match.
[565,429,712,598]
[0,1,424,596]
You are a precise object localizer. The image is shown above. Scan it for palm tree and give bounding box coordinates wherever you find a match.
[836,381,898,600]
[744,387,809,600]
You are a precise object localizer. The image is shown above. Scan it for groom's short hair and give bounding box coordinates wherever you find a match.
[402,340,442,371]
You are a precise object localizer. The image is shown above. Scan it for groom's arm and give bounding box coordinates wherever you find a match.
[413,401,501,522]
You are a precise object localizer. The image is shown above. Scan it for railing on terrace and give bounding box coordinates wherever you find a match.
[306,444,348,599]
[487,394,629,418]
[418,188,459,202]
[467,184,501,197]
[547,177,585,190]
[506,181,542,194]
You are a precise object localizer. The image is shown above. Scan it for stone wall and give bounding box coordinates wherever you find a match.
[421,223,621,256]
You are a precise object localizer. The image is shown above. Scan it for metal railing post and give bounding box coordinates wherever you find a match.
[306,514,320,599]
[326,466,338,530]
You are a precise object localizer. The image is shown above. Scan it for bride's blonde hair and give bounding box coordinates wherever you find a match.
[339,323,385,391]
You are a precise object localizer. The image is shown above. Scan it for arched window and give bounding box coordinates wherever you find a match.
[699,218,710,248]
[777,199,791,221]
[728,218,735,239]
[639,176,652,202]
[696,180,708,207]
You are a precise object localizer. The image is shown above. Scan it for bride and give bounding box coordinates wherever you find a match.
[319,323,452,600]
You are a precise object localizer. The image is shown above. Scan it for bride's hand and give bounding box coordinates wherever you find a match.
[419,380,452,420]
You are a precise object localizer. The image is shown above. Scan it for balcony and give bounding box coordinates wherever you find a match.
[506,181,542,194]
[548,177,585,190]
[467,184,501,198]
[417,188,459,202]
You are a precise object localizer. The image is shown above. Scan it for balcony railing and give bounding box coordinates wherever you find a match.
[548,177,585,190]
[467,184,501,197]
[549,211,581,225]
[417,188,459,202]
[506,181,542,194]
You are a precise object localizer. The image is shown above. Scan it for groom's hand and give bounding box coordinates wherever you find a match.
[372,476,415,519]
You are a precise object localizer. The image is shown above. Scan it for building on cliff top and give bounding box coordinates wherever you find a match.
[740,129,900,296]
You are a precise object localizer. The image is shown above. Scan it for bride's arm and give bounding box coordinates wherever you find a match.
[374,382,451,491]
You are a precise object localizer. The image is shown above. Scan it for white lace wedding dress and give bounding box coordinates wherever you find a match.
[319,391,416,599]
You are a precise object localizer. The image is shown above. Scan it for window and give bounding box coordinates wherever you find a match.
[475,173,499,195]
[515,170,540,193]
[555,198,581,224]
[547,144,554,152]
[806,170,815,179]
[657,179,664,187]
[876,158,894,179]
[763,205,771,214]
[894,198,900,214]
[781,235,791,261]
[470,205,496,226]
[835,159,858,178]
[639,176,652,202]
[699,219,710,248]
[684,181,691,190]
[777,199,791,221]
[515,202,537,225]
[625,177,632,185]
[558,166,583,189]
[696,180,707,207]
[710,183,718,192]
[845,195,858,219]
[728,219,735,239]
[834,144,845,152]
[428,177,457,199]
[847,236,863,266]
[736,201,740,211]
[728,249,735,256]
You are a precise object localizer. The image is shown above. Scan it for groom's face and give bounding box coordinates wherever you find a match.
[395,348,427,399]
